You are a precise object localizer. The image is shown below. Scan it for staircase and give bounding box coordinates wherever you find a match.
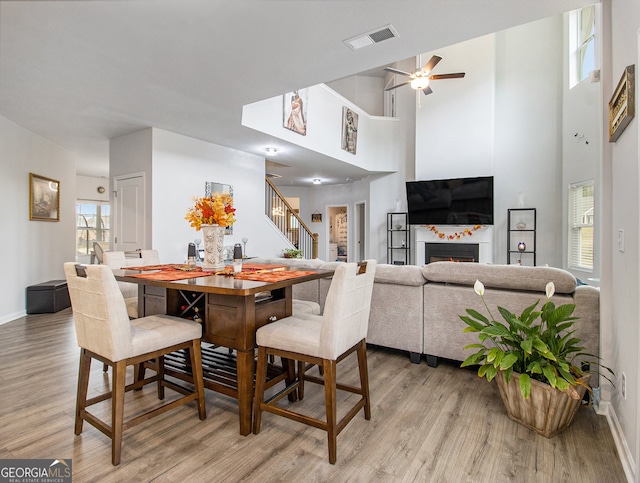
[265,178,318,259]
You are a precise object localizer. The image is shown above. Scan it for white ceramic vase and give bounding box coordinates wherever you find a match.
[201,224,225,271]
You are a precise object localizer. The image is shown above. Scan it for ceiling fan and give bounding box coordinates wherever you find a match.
[384,55,465,95]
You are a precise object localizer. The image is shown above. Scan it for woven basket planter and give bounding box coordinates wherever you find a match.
[495,371,591,438]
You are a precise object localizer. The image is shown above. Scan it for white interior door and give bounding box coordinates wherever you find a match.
[113,173,145,252]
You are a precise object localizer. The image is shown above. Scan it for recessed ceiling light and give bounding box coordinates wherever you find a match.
[265,147,278,156]
[313,179,322,185]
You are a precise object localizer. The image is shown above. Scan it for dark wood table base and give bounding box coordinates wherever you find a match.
[155,344,296,429]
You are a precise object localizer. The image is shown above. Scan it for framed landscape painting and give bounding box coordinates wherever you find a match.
[29,173,60,221]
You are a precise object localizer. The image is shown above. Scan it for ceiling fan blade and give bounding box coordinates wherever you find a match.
[422,86,433,96]
[429,72,466,80]
[384,67,414,77]
[421,55,442,75]
[384,81,411,91]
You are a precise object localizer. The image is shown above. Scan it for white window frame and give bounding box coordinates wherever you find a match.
[568,180,594,271]
[569,5,596,88]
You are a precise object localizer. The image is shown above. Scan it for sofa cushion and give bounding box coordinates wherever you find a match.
[372,264,426,287]
[422,262,577,294]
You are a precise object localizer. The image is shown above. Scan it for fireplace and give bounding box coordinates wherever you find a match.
[425,243,479,264]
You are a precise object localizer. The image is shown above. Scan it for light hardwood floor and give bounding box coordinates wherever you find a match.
[0,309,626,482]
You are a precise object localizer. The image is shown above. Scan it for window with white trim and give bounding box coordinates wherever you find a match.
[76,201,110,259]
[569,5,596,88]
[568,180,594,271]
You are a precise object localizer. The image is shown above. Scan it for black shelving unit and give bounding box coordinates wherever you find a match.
[507,208,536,266]
[387,212,410,265]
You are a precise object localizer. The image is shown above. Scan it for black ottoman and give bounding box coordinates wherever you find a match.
[26,280,71,314]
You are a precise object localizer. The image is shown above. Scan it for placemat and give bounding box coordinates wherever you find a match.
[125,264,194,271]
[237,263,286,272]
[126,269,212,281]
[232,270,316,283]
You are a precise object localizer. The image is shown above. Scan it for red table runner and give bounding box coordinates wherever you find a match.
[123,263,295,282]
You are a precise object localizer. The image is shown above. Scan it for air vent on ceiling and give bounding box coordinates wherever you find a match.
[266,172,282,179]
[344,24,398,51]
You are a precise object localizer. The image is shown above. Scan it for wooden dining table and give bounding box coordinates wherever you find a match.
[114,263,332,435]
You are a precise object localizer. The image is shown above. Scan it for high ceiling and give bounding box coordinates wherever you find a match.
[0,0,590,185]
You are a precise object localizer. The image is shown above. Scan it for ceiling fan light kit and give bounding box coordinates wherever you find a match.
[410,77,430,90]
[384,54,465,96]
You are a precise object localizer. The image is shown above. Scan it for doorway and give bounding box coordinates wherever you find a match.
[328,205,348,262]
[113,173,146,252]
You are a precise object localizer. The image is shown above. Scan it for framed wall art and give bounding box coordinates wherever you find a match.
[283,89,308,136]
[29,173,60,221]
[341,106,358,154]
[609,64,635,142]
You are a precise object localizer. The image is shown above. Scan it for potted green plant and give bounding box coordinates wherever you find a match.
[283,248,303,259]
[460,280,613,437]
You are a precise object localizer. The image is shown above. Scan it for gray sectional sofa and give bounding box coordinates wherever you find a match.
[251,258,600,383]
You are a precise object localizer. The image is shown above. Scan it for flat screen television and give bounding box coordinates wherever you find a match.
[406,176,494,225]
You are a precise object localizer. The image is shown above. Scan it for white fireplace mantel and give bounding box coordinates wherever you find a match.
[413,225,493,265]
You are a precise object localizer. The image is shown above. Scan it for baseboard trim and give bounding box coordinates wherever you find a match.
[601,401,636,482]
[0,310,26,326]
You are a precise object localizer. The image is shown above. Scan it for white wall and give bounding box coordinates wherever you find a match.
[603,0,640,478]
[327,75,385,116]
[279,179,370,261]
[493,17,564,268]
[0,115,77,324]
[76,175,109,202]
[110,128,289,263]
[562,8,603,286]
[413,18,564,267]
[415,34,496,181]
[150,129,287,263]
[242,84,403,174]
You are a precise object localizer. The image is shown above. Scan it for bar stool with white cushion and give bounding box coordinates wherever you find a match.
[103,250,160,319]
[64,263,206,466]
[253,260,376,464]
[291,299,321,315]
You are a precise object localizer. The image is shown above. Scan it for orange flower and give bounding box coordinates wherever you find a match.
[185,193,236,231]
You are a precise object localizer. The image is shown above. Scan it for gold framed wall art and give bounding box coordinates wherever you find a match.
[609,64,635,142]
[29,173,60,221]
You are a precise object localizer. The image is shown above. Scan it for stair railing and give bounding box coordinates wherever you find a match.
[265,178,318,259]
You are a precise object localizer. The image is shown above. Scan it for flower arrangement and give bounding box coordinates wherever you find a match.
[426,224,482,240]
[185,193,236,231]
[460,280,613,399]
